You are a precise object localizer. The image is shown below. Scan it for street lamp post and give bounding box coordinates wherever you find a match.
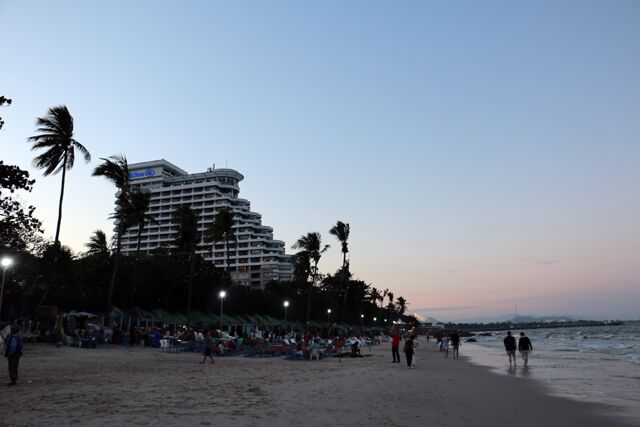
[219,290,226,332]
[360,314,364,336]
[327,308,331,325]
[284,301,289,334]
[0,257,13,320]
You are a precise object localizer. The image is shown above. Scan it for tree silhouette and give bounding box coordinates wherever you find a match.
[92,155,130,321]
[28,106,90,250]
[292,232,329,322]
[329,221,350,322]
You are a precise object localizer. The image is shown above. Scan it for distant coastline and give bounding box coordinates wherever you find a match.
[445,319,625,333]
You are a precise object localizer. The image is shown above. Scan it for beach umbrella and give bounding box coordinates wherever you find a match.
[67,311,98,318]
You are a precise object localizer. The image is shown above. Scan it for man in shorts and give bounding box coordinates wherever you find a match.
[200,331,215,364]
[518,332,533,366]
[503,331,517,365]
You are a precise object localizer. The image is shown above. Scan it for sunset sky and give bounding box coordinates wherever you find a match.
[2,1,639,320]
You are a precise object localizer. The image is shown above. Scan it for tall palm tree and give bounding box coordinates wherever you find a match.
[28,106,90,249]
[172,204,199,327]
[124,188,156,254]
[292,232,329,322]
[203,208,235,274]
[92,155,130,321]
[85,230,110,258]
[329,221,350,322]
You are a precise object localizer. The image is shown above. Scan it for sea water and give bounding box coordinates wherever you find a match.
[462,322,640,423]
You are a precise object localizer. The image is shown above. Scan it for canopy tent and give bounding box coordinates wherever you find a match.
[110,306,126,319]
[170,312,188,325]
[219,314,240,326]
[242,315,261,325]
[261,315,281,327]
[131,307,156,322]
[189,311,215,325]
[234,315,253,325]
[66,311,98,318]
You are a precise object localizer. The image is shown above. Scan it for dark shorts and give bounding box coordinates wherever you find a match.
[204,348,212,356]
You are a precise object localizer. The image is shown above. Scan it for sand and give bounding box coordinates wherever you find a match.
[1,338,632,427]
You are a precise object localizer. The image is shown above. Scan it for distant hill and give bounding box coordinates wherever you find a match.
[451,314,578,324]
[412,313,441,324]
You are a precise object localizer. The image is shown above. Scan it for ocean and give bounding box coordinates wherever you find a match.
[462,322,640,423]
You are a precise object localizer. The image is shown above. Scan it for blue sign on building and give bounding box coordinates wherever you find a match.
[130,169,156,179]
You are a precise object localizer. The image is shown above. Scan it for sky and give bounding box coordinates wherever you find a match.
[2,1,639,321]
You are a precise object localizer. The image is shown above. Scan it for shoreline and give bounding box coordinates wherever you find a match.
[2,339,633,426]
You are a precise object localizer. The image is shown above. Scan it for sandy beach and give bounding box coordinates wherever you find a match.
[1,339,632,427]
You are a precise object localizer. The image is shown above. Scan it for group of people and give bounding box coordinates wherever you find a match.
[503,331,533,365]
[389,329,534,368]
[437,331,461,359]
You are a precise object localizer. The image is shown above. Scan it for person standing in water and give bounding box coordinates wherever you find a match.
[518,332,533,366]
[503,331,517,365]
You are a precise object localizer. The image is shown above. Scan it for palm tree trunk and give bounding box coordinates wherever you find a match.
[186,246,196,327]
[107,212,125,325]
[225,236,231,274]
[136,223,143,254]
[54,151,68,250]
[340,252,349,322]
[306,263,317,322]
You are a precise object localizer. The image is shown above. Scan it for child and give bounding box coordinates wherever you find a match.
[441,335,449,359]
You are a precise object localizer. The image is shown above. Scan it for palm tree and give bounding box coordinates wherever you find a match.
[292,251,312,283]
[92,155,130,321]
[28,106,90,250]
[85,230,110,258]
[396,296,408,317]
[386,291,395,320]
[124,189,156,254]
[329,221,350,322]
[203,208,235,274]
[172,204,199,326]
[292,232,329,322]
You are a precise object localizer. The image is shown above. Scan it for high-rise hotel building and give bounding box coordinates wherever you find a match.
[119,159,293,288]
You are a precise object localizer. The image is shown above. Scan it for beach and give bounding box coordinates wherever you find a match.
[1,339,633,427]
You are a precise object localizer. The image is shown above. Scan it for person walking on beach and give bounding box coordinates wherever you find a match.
[403,335,415,368]
[200,331,215,364]
[442,335,449,358]
[391,330,401,363]
[503,331,517,365]
[518,332,533,366]
[5,325,24,385]
[450,331,461,360]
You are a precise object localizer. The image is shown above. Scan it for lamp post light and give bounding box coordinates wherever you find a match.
[0,257,13,320]
[284,301,289,333]
[219,290,226,332]
[360,314,364,336]
[327,308,332,325]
